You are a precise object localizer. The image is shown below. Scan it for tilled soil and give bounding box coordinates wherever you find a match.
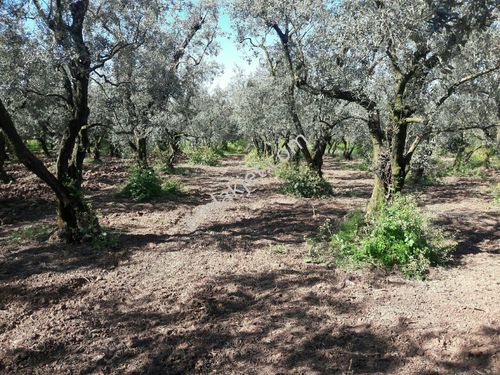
[0,156,499,374]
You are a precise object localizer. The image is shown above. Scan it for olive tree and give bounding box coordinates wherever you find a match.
[229,0,499,212]
[0,0,172,241]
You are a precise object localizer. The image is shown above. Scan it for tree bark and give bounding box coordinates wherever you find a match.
[411,167,425,184]
[109,143,121,158]
[367,113,389,214]
[311,135,331,178]
[137,137,148,167]
[328,141,338,157]
[93,135,102,162]
[158,136,180,171]
[0,99,90,241]
[37,121,53,157]
[0,131,13,183]
[342,138,355,160]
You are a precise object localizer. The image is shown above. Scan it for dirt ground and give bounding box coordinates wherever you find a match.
[0,155,499,375]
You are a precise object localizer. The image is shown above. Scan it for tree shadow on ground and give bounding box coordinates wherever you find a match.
[0,198,54,226]
[2,263,498,374]
[417,178,491,205]
[419,325,500,375]
[161,202,348,250]
[433,212,499,261]
[0,232,167,282]
[73,269,409,374]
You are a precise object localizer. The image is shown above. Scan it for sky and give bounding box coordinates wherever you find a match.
[209,12,259,90]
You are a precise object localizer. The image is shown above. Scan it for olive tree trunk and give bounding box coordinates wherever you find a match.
[0,99,93,241]
[0,131,13,183]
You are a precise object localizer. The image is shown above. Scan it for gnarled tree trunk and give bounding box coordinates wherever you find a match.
[0,131,13,183]
[0,99,95,241]
[136,137,148,167]
[7,0,100,242]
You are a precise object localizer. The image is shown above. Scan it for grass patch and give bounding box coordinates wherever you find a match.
[160,165,196,176]
[442,149,499,178]
[268,244,289,255]
[9,224,52,244]
[487,182,500,205]
[25,139,43,154]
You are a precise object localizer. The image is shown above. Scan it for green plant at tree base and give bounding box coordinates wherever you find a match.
[185,146,221,166]
[90,229,120,251]
[278,163,333,198]
[307,195,455,279]
[9,224,52,244]
[119,166,181,201]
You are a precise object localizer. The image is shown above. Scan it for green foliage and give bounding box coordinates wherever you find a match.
[351,161,371,171]
[490,182,500,205]
[408,169,442,187]
[90,229,120,251]
[267,244,289,255]
[224,140,248,155]
[119,166,181,201]
[279,164,333,198]
[77,205,102,241]
[25,139,42,154]
[359,196,453,278]
[185,146,221,166]
[308,196,455,279]
[120,166,163,201]
[244,149,273,169]
[9,224,52,244]
[446,163,487,178]
[444,148,499,178]
[304,219,337,266]
[162,179,182,198]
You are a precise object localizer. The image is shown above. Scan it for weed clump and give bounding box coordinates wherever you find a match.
[307,195,455,279]
[279,164,333,198]
[120,166,181,201]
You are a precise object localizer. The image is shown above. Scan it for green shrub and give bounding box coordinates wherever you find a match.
[119,166,181,201]
[185,146,221,166]
[279,164,333,198]
[310,195,455,279]
[120,166,162,201]
[361,196,453,278]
